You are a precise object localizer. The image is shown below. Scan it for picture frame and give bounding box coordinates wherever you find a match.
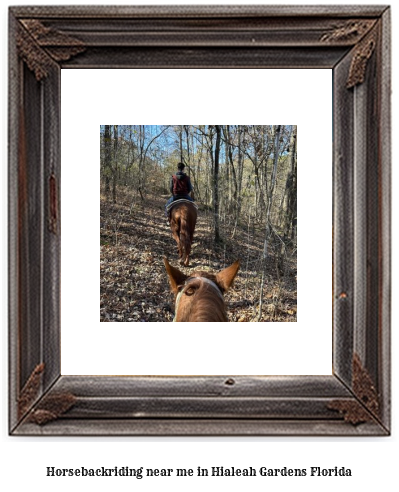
[8,5,391,435]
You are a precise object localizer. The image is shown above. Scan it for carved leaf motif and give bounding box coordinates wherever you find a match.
[18,363,45,419]
[321,19,376,43]
[45,46,87,62]
[28,393,77,425]
[17,25,54,81]
[17,19,85,81]
[328,400,372,425]
[21,19,85,50]
[347,28,378,88]
[328,353,380,425]
[352,353,379,415]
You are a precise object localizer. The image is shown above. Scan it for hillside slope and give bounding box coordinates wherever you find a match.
[100,190,297,322]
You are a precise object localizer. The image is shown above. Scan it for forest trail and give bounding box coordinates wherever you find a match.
[100,189,297,322]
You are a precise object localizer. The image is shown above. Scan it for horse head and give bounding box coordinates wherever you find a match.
[164,257,240,322]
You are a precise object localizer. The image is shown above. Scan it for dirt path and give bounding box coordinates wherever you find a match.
[100,191,297,322]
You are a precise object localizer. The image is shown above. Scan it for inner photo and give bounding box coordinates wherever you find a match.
[100,125,297,323]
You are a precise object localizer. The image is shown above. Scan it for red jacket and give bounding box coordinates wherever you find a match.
[171,172,192,196]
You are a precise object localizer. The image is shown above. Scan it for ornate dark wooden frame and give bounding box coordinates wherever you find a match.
[8,5,391,436]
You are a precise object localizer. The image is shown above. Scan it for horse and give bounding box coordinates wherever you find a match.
[167,199,197,266]
[164,257,240,322]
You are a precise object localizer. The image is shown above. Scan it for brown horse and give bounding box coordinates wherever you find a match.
[168,200,197,266]
[164,257,240,322]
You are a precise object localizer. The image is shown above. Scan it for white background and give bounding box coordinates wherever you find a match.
[61,68,332,376]
[1,1,397,492]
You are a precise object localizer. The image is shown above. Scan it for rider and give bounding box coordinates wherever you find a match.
[165,162,194,215]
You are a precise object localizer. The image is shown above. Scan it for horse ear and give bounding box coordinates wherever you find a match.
[216,260,240,292]
[163,257,188,294]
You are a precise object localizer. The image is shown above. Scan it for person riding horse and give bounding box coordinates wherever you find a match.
[165,162,194,217]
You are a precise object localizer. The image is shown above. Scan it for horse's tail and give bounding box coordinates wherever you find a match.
[179,216,191,262]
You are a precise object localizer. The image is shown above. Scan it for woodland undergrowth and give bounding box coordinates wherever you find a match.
[100,188,297,322]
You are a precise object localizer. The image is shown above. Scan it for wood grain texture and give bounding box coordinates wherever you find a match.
[333,52,355,385]
[332,17,390,435]
[8,5,391,436]
[41,61,61,391]
[8,9,20,431]
[54,375,351,397]
[60,46,349,69]
[18,65,44,396]
[12,17,378,48]
[10,5,389,18]
[14,418,387,437]
[379,7,391,431]
[363,30,380,392]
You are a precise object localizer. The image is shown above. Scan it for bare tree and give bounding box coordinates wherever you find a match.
[284,126,297,241]
[102,125,112,195]
[213,125,222,242]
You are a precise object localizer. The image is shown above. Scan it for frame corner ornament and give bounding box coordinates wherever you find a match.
[346,26,378,88]
[352,353,380,416]
[17,19,85,81]
[17,363,45,419]
[28,392,77,425]
[320,19,376,43]
[328,354,380,425]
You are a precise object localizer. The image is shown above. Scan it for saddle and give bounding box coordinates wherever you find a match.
[166,199,198,215]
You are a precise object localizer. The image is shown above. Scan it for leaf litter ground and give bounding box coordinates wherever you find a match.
[100,190,297,322]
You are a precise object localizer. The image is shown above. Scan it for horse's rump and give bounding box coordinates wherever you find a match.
[169,201,197,266]
[166,198,198,215]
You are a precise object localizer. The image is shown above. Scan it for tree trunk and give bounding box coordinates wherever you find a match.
[103,125,111,195]
[179,125,184,162]
[213,125,221,242]
[263,124,281,256]
[112,125,118,203]
[224,125,238,214]
[236,125,244,221]
[285,125,297,241]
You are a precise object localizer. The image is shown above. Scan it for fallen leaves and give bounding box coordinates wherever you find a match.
[100,190,297,322]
